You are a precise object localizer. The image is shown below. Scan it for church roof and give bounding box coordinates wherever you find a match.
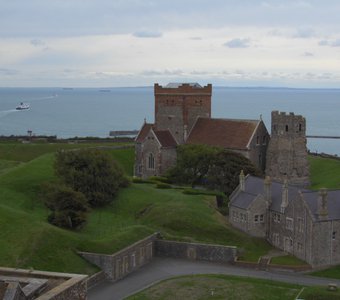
[154,130,178,147]
[186,118,260,150]
[135,123,153,143]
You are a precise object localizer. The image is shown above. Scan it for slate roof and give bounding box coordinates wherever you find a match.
[186,118,260,150]
[301,190,340,221]
[231,175,340,221]
[154,130,178,147]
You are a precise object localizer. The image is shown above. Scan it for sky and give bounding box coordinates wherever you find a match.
[1,0,340,88]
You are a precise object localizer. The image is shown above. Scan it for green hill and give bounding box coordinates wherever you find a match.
[1,143,339,275]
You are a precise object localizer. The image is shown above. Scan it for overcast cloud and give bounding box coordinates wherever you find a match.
[1,0,340,87]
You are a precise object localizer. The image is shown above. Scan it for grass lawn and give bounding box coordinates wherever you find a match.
[309,155,340,189]
[127,274,340,300]
[270,255,307,266]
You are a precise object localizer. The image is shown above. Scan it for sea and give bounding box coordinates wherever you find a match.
[0,87,339,155]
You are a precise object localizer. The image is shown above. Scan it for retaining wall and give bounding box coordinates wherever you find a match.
[79,233,158,281]
[155,240,237,263]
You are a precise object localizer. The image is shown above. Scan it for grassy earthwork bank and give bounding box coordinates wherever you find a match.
[0,141,270,274]
[1,142,340,278]
[127,274,340,300]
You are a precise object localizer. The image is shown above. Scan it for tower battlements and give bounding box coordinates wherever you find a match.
[271,111,306,137]
[154,83,212,95]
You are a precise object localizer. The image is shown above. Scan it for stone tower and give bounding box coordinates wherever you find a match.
[154,83,212,144]
[265,111,309,186]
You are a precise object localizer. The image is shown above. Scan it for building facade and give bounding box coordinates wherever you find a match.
[229,174,340,267]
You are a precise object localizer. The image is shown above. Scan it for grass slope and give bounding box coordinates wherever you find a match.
[0,143,270,273]
[309,155,340,189]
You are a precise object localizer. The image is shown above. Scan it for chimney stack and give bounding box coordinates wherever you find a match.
[239,170,245,191]
[264,176,272,207]
[317,188,328,220]
[281,179,289,213]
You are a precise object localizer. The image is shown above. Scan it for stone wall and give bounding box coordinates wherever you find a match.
[154,83,212,144]
[155,240,237,263]
[79,233,158,281]
[266,111,309,186]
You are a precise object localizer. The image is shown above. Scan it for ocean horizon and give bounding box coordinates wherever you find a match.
[0,86,339,155]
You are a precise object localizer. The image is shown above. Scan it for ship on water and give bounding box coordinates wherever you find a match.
[16,102,30,110]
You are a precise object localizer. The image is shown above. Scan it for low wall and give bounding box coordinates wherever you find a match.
[79,233,158,281]
[86,271,106,290]
[155,240,237,263]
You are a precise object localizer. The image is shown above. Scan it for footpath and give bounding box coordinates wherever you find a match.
[88,257,340,300]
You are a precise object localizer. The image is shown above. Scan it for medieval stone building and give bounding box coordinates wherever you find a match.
[134,83,269,178]
[266,111,310,186]
[229,174,340,267]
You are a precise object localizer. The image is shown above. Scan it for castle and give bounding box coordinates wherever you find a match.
[134,82,340,268]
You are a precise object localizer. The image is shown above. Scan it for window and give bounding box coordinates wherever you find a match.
[262,136,266,144]
[298,218,304,233]
[299,123,302,132]
[256,136,259,144]
[148,153,155,169]
[286,217,293,231]
[333,231,336,240]
[285,125,289,132]
[254,214,264,223]
[273,213,281,223]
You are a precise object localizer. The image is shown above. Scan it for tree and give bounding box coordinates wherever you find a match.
[55,149,128,207]
[43,183,89,229]
[167,144,220,187]
[206,150,262,195]
[167,144,261,195]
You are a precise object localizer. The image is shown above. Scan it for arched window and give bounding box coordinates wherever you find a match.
[148,153,155,169]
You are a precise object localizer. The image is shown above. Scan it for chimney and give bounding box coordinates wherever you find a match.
[264,176,272,207]
[317,188,328,220]
[239,170,245,191]
[281,179,289,213]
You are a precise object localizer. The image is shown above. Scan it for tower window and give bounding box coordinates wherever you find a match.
[299,123,302,132]
[333,231,336,240]
[285,125,289,132]
[148,153,155,170]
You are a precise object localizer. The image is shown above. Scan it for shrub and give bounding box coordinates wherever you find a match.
[55,149,128,207]
[43,183,89,229]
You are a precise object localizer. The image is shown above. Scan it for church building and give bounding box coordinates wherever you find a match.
[134,83,269,178]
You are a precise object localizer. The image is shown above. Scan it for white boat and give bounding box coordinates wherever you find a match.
[16,102,30,110]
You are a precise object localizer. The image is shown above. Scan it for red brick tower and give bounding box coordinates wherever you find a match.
[154,83,212,144]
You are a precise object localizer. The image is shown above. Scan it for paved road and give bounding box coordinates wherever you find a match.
[88,258,340,300]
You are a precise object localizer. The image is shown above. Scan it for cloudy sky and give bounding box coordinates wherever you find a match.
[1,0,340,87]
